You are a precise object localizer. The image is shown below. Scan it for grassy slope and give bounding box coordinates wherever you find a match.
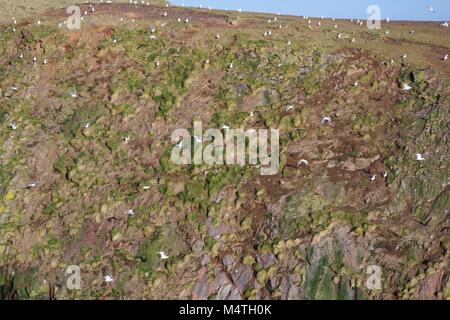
[0,0,168,20]
[0,3,449,300]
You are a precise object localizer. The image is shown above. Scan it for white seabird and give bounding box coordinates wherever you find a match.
[285,105,294,111]
[402,83,412,91]
[27,181,39,189]
[321,116,332,124]
[415,153,426,161]
[157,251,169,260]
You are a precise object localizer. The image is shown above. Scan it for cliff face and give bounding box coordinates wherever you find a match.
[0,3,449,300]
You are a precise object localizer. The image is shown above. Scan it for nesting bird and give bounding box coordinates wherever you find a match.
[298,159,309,166]
[26,181,39,189]
[158,251,169,260]
[415,153,426,161]
[70,88,78,98]
[321,116,332,124]
[285,105,294,111]
[104,276,114,283]
[402,83,412,91]
[443,54,448,61]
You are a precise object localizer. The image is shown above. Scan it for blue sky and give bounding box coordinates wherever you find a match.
[170,0,450,21]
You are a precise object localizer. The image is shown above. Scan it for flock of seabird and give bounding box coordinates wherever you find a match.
[4,2,448,283]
